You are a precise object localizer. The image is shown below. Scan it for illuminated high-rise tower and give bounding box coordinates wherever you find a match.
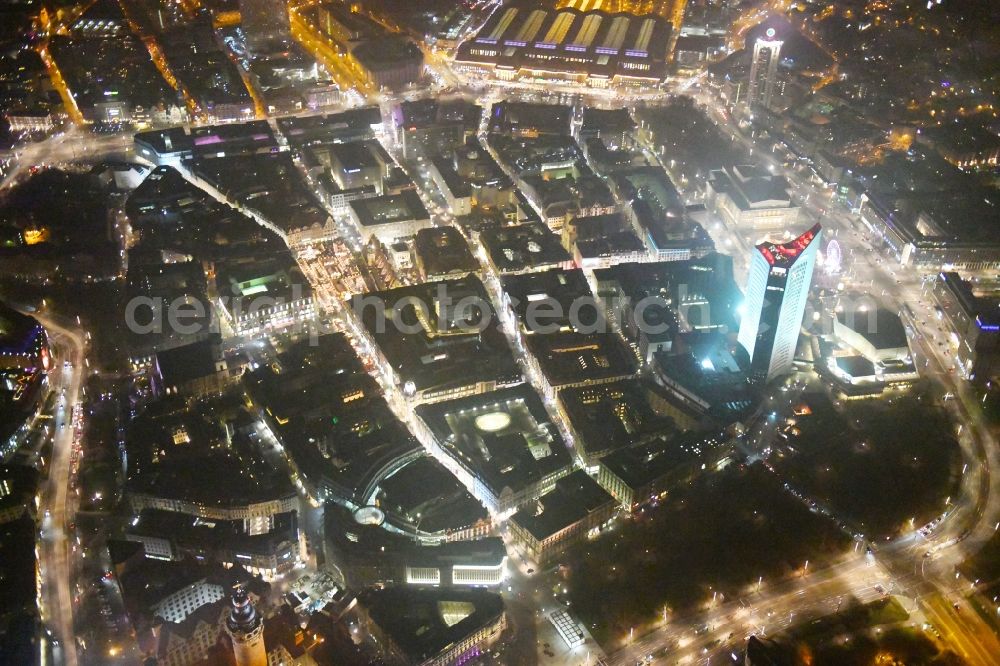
[738,224,821,384]
[747,28,783,108]
[226,585,267,666]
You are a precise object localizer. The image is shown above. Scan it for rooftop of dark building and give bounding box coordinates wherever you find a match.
[527,331,637,388]
[522,170,615,212]
[349,189,430,227]
[599,430,726,492]
[350,276,520,394]
[566,212,630,241]
[327,140,382,171]
[488,133,582,175]
[398,98,480,131]
[215,253,312,302]
[126,447,295,510]
[594,254,740,333]
[0,516,38,623]
[126,168,281,257]
[154,337,222,388]
[372,456,488,535]
[415,384,571,500]
[243,334,421,505]
[0,464,38,517]
[575,233,646,260]
[413,226,479,278]
[359,586,504,663]
[480,222,571,273]
[653,332,755,419]
[500,268,599,333]
[430,155,473,198]
[275,106,382,145]
[709,165,793,209]
[836,308,908,350]
[127,508,299,557]
[509,469,614,542]
[835,355,877,379]
[190,153,328,234]
[489,101,572,136]
[558,379,679,459]
[0,302,43,356]
[937,272,1000,327]
[580,107,636,135]
[108,541,267,625]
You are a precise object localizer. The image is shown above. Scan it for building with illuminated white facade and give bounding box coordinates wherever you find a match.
[151,578,228,624]
[705,165,798,232]
[5,112,55,133]
[857,191,1000,272]
[738,224,821,384]
[214,256,315,338]
[415,385,573,517]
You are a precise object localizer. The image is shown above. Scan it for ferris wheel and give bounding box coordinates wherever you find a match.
[825,239,843,274]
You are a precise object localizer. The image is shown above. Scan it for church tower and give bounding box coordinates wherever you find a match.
[226,585,266,666]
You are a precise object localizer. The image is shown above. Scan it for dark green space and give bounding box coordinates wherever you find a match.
[0,168,119,278]
[564,464,849,646]
[0,279,127,371]
[761,599,963,665]
[770,386,961,539]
